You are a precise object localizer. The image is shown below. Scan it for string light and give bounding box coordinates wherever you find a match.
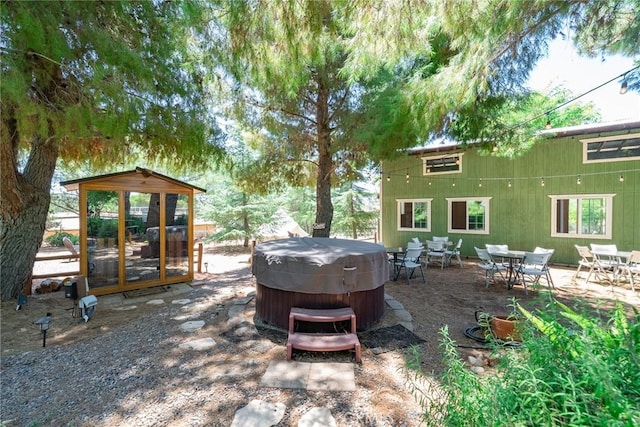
[381,168,635,185]
[620,76,628,94]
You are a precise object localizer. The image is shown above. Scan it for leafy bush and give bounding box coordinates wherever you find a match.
[98,219,119,238]
[409,302,640,426]
[45,231,79,247]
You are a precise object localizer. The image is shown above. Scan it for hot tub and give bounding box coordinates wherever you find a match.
[252,237,390,330]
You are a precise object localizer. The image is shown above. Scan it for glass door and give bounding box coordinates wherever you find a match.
[165,193,190,278]
[86,190,120,289]
[125,191,160,284]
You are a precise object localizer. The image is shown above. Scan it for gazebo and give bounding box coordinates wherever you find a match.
[61,167,205,296]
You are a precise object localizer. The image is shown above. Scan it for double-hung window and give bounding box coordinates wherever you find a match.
[397,199,432,231]
[549,194,614,239]
[446,197,490,234]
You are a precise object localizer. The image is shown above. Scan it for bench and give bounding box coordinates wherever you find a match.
[286,307,361,363]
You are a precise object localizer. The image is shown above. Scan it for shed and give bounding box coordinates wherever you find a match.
[61,167,205,296]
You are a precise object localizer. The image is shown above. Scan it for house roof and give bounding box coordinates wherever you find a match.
[60,167,206,193]
[406,119,640,156]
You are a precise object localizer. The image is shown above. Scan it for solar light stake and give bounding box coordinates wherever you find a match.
[35,313,53,348]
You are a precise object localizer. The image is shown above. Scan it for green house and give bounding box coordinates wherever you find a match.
[380,121,640,265]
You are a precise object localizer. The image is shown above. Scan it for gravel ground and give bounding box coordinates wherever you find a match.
[2,246,638,426]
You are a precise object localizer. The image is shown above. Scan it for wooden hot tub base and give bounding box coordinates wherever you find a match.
[255,283,385,331]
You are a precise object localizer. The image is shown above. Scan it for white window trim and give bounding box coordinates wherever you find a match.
[581,132,640,164]
[548,193,615,239]
[396,198,432,232]
[421,152,464,175]
[446,197,491,235]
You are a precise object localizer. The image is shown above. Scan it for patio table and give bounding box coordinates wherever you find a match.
[491,250,526,286]
[590,249,632,283]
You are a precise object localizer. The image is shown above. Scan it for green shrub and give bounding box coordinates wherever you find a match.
[409,302,640,426]
[98,219,119,238]
[45,231,79,247]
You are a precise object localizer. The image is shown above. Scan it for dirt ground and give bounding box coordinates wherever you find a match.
[1,245,639,425]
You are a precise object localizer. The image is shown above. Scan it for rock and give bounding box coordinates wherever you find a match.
[230,399,286,427]
[180,320,205,332]
[470,366,485,374]
[298,407,337,427]
[172,299,191,305]
[146,299,165,305]
[179,338,215,351]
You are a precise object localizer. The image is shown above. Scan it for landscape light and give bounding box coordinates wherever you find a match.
[35,314,53,348]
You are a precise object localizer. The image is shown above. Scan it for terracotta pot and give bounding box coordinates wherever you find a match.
[490,315,522,341]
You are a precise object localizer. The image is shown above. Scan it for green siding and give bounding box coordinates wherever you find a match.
[381,129,640,266]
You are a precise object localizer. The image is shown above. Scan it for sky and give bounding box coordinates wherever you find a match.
[527,38,640,123]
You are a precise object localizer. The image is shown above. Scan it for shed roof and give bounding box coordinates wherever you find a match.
[60,167,206,193]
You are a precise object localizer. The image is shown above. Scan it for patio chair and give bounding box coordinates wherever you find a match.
[590,244,620,283]
[426,240,447,269]
[62,237,79,262]
[445,238,463,267]
[573,245,596,283]
[617,250,639,292]
[514,251,554,295]
[532,247,555,287]
[486,244,510,267]
[474,246,506,288]
[394,246,425,284]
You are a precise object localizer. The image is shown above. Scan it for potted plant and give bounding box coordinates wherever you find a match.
[475,304,523,342]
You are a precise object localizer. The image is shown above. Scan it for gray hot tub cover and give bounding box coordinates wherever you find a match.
[252,237,390,294]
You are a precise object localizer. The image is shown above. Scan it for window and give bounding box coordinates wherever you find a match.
[446,197,491,234]
[581,133,640,163]
[422,153,463,175]
[397,199,432,231]
[549,194,614,239]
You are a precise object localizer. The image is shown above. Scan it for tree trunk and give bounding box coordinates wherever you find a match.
[1,122,59,300]
[350,192,357,239]
[165,193,178,225]
[313,78,333,238]
[147,193,161,229]
[242,192,249,247]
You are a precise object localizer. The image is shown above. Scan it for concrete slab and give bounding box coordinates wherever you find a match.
[260,360,310,389]
[307,362,355,391]
[260,360,355,391]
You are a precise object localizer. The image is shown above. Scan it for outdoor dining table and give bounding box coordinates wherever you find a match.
[491,250,526,286]
[385,246,407,278]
